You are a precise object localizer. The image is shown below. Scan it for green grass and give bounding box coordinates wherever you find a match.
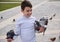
[0,0,22,2]
[0,3,20,11]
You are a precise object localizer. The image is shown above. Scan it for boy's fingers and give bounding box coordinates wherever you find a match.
[39,26,44,32]
[7,38,13,42]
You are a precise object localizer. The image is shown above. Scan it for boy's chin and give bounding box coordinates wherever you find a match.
[26,16,31,18]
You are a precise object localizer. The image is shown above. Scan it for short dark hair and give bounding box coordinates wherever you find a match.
[21,0,32,11]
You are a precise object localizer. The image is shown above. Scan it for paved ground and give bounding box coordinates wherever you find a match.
[0,0,60,42]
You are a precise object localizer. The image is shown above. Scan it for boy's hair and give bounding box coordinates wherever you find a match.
[21,0,32,11]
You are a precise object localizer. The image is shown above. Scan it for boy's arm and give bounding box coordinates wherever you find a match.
[13,21,21,40]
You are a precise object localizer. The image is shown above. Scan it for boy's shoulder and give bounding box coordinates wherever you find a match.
[30,16,36,19]
[16,16,24,22]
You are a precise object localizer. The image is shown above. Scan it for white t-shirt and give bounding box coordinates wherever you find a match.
[14,15,36,42]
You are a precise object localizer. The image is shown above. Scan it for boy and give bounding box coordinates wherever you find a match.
[7,0,44,42]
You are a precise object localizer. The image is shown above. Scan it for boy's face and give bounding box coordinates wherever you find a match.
[21,7,32,18]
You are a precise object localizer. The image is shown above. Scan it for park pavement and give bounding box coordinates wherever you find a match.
[0,0,60,42]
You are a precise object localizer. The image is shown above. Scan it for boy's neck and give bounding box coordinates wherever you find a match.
[23,15,31,18]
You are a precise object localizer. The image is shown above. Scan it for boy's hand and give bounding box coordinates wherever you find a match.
[39,26,44,33]
[7,38,13,42]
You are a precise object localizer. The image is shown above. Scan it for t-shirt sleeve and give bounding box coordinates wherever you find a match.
[13,19,21,40]
[15,19,21,35]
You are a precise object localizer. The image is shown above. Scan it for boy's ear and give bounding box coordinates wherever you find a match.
[21,9,24,12]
